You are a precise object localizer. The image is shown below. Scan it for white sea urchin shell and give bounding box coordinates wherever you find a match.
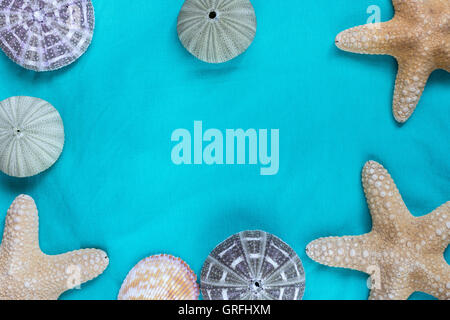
[0,96,64,178]
[177,0,257,63]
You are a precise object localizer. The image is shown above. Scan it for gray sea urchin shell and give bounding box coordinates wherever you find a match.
[0,0,95,71]
[177,0,256,63]
[201,230,305,300]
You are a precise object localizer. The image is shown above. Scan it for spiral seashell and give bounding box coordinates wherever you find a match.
[201,230,306,300]
[177,0,257,63]
[0,96,64,178]
[0,0,95,71]
[118,254,200,300]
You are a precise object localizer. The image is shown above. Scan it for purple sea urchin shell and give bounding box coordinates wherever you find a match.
[201,230,305,300]
[0,0,95,71]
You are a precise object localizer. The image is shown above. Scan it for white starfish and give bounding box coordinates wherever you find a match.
[0,195,109,300]
[307,161,449,300]
[335,0,450,122]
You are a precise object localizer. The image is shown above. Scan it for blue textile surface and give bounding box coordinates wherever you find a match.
[0,0,448,300]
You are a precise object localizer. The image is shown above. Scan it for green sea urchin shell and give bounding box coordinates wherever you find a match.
[0,96,64,178]
[177,0,257,63]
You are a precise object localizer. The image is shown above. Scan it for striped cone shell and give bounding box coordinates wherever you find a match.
[177,0,257,63]
[118,254,199,300]
[0,96,64,178]
[201,230,306,300]
[0,0,95,71]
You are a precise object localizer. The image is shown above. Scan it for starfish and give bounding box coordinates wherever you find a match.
[0,195,109,300]
[335,0,450,123]
[306,161,450,300]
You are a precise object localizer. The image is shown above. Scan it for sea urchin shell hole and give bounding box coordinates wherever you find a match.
[33,11,44,22]
[177,0,257,63]
[201,230,306,300]
[13,128,23,138]
[250,279,263,293]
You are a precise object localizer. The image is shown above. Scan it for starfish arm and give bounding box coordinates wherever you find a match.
[413,256,450,300]
[362,161,411,236]
[0,195,109,300]
[436,8,450,71]
[416,201,450,253]
[306,234,376,273]
[369,285,413,300]
[45,249,109,298]
[391,0,425,19]
[335,20,404,55]
[392,57,434,123]
[368,263,415,300]
[0,195,40,256]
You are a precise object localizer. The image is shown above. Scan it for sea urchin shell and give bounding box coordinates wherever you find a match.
[0,0,95,71]
[177,0,257,63]
[118,254,199,300]
[201,230,305,300]
[0,96,64,178]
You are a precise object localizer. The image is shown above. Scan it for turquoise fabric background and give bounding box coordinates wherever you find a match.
[0,0,448,300]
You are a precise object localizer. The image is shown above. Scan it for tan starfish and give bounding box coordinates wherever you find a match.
[0,195,109,300]
[306,161,450,300]
[335,0,450,123]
